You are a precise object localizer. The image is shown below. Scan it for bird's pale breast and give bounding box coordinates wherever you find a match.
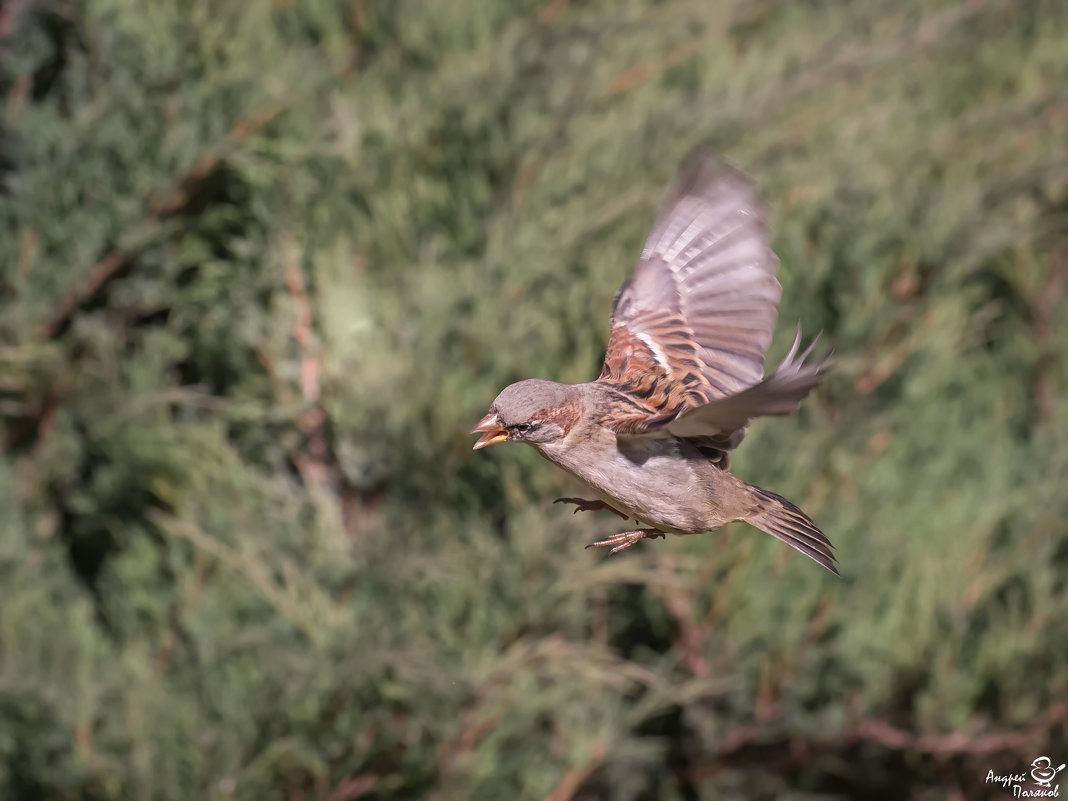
[538,428,727,534]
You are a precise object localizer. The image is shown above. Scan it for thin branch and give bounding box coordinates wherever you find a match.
[282,232,330,490]
[542,741,609,801]
[847,708,1068,757]
[539,0,571,26]
[854,306,941,395]
[690,700,1068,782]
[327,773,378,801]
[1025,244,1065,427]
[36,251,130,341]
[654,556,710,679]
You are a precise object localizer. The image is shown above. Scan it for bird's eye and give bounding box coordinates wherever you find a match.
[514,422,536,434]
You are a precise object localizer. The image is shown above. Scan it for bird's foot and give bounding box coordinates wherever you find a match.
[585,528,666,554]
[554,497,628,520]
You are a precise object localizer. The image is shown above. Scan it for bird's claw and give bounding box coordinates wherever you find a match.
[554,497,628,520]
[585,529,666,554]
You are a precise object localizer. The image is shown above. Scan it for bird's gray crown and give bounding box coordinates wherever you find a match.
[492,379,574,427]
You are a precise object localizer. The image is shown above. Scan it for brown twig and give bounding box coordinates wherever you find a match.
[16,226,38,278]
[846,706,1068,757]
[36,251,131,341]
[542,741,609,801]
[327,773,378,801]
[654,556,710,679]
[854,306,941,395]
[345,0,375,73]
[539,0,571,26]
[6,374,61,456]
[607,26,719,97]
[151,551,213,675]
[282,232,330,490]
[427,699,506,801]
[690,700,1068,783]
[1025,245,1064,427]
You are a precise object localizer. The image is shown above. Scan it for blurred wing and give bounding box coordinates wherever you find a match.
[657,329,828,444]
[597,157,782,434]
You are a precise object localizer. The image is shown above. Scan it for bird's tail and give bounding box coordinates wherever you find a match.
[744,485,838,574]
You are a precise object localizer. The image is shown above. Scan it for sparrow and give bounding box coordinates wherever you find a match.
[472,157,837,573]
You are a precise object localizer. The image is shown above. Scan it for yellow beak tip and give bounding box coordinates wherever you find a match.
[472,430,509,450]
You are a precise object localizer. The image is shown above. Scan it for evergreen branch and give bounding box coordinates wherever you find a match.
[779,0,1013,101]
[35,100,286,342]
[603,0,1013,118]
[149,510,314,637]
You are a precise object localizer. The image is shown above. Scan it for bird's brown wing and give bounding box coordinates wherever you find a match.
[655,328,828,442]
[596,158,783,441]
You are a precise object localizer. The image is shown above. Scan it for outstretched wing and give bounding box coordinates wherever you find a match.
[596,157,782,436]
[636,328,829,448]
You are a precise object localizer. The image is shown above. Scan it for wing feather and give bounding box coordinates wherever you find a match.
[635,328,829,445]
[596,158,786,441]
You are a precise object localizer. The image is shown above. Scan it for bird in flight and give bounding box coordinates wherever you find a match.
[472,157,836,573]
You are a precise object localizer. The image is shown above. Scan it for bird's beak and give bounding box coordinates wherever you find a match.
[471,412,509,450]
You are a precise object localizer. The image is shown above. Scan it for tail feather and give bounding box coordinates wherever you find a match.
[746,486,838,575]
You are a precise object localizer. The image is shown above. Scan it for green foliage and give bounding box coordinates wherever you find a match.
[2,0,1067,798]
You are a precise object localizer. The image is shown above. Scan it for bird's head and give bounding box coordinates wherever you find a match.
[471,379,580,450]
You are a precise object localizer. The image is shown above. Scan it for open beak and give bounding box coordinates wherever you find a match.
[471,412,509,450]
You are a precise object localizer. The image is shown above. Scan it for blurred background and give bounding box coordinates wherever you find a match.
[1,1,1067,799]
